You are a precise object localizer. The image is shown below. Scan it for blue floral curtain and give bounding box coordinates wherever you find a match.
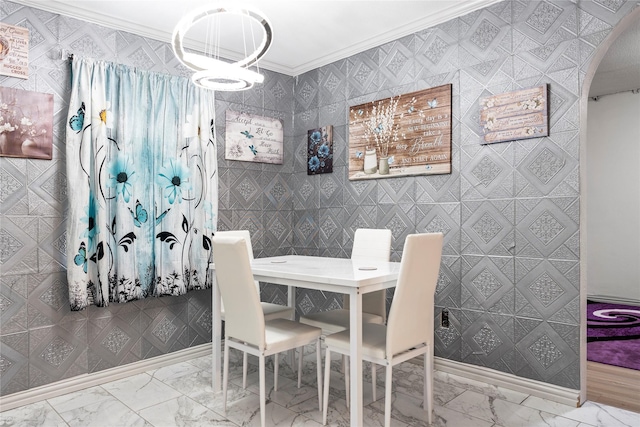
[65,57,218,310]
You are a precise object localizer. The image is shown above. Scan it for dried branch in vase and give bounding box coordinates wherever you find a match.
[350,95,400,158]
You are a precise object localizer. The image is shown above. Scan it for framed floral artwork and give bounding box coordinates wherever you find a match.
[348,84,452,180]
[0,87,53,159]
[307,125,333,175]
[225,110,283,164]
[479,84,548,144]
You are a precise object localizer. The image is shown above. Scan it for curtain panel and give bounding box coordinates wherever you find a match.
[65,57,218,310]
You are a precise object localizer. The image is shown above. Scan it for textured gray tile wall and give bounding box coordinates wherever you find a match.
[287,0,637,390]
[0,1,294,396]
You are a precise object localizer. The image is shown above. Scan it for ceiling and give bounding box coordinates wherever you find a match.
[12,0,640,96]
[589,17,640,98]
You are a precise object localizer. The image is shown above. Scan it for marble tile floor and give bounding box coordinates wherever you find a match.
[1,347,639,427]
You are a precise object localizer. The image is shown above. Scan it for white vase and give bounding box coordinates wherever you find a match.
[378,156,389,175]
[363,149,377,174]
[0,133,7,154]
[21,138,40,157]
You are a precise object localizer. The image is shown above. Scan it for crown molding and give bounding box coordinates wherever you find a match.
[11,0,503,76]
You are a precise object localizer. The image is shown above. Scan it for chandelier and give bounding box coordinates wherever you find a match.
[172,5,273,91]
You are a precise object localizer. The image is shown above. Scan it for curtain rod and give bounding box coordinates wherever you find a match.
[590,88,640,101]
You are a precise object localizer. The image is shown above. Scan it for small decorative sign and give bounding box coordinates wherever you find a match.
[479,84,548,144]
[307,125,333,175]
[0,23,29,79]
[225,110,283,164]
[348,84,452,180]
[0,87,53,159]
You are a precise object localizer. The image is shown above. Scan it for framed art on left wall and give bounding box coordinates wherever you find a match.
[0,87,53,160]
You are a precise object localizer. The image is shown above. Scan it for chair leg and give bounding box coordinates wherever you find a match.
[384,363,393,427]
[372,362,377,401]
[297,346,303,388]
[259,354,266,427]
[223,339,230,415]
[242,351,248,389]
[425,349,433,425]
[344,355,350,409]
[274,353,279,391]
[316,339,323,410]
[322,347,331,426]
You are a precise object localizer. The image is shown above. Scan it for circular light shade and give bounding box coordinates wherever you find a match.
[172,6,273,72]
[191,61,265,91]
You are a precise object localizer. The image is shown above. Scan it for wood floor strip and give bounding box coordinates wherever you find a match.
[587,361,640,413]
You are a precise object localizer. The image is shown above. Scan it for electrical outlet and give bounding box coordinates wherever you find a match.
[441,308,449,328]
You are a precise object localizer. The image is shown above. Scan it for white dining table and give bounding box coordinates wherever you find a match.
[210,255,401,427]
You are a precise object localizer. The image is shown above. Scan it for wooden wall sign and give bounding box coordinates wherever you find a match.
[348,84,452,180]
[0,23,29,79]
[479,84,548,144]
[225,110,283,164]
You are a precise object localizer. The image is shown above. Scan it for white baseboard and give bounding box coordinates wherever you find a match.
[0,344,212,413]
[434,357,581,407]
[586,294,640,306]
[1,344,581,413]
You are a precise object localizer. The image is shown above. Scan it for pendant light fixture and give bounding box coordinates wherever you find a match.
[172,5,273,91]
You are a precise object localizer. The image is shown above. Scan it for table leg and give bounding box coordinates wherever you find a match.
[212,276,222,392]
[288,285,297,372]
[349,289,363,426]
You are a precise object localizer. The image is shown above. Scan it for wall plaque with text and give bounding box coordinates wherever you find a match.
[225,110,283,164]
[479,84,548,144]
[0,23,29,79]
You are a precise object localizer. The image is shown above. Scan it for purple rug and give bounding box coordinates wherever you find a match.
[587,301,640,370]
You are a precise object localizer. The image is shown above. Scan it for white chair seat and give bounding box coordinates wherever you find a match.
[262,303,295,321]
[264,318,322,353]
[324,323,387,360]
[222,303,294,322]
[299,309,384,335]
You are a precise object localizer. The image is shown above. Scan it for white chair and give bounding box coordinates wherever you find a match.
[299,229,392,334]
[213,236,323,427]
[216,230,294,387]
[322,233,443,427]
[299,228,392,402]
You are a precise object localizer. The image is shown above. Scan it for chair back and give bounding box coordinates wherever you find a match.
[213,236,266,350]
[386,233,443,357]
[216,230,254,260]
[216,230,259,312]
[344,228,392,318]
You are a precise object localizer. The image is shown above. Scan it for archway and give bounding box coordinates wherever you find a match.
[579,6,640,406]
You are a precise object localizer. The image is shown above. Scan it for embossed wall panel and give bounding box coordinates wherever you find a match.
[0,332,29,395]
[318,59,348,107]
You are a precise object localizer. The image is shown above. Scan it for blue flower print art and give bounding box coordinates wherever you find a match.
[308,156,320,172]
[158,159,192,204]
[309,130,322,145]
[107,156,136,203]
[307,125,333,175]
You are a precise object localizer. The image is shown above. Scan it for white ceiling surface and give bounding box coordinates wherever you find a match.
[12,0,640,96]
[15,0,503,76]
[589,17,640,98]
